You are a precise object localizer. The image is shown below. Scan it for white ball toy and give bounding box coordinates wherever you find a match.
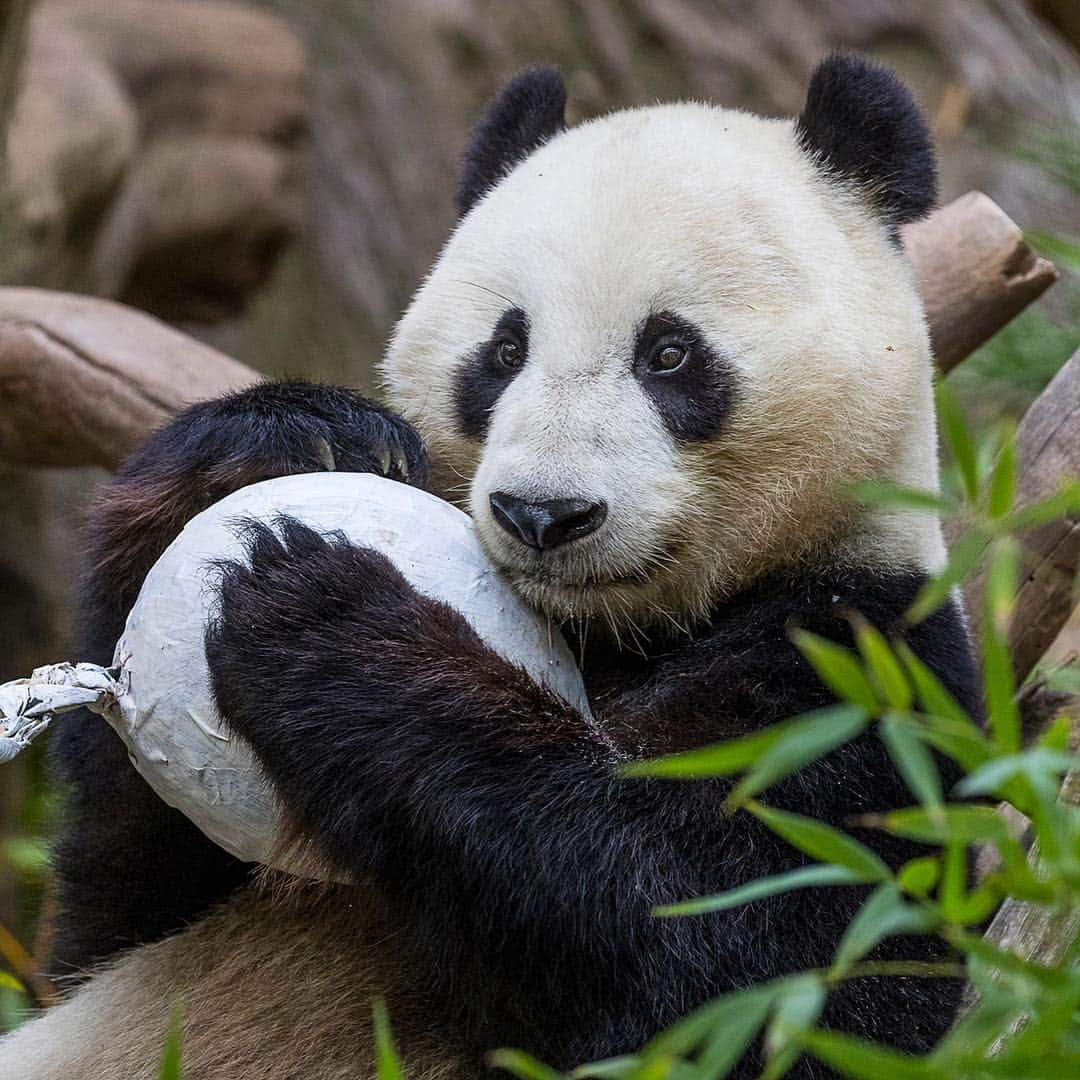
[0,473,592,877]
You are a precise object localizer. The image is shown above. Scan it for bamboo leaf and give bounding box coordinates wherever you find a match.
[848,481,955,514]
[1005,481,1080,531]
[800,1030,947,1079]
[619,723,788,780]
[987,423,1017,518]
[852,620,911,711]
[791,631,879,712]
[879,804,1010,845]
[748,803,891,882]
[895,643,984,732]
[762,976,826,1080]
[373,998,404,1080]
[644,985,779,1062]
[649,988,777,1079]
[158,1001,184,1080]
[935,381,979,502]
[488,1050,566,1080]
[694,994,775,1079]
[897,855,940,897]
[655,865,864,917]
[832,883,939,975]
[879,713,943,810]
[954,749,1080,797]
[726,706,870,807]
[906,529,987,624]
[571,1058,638,1078]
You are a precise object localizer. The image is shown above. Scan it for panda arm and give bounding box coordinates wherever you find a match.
[206,520,968,1068]
[49,381,428,979]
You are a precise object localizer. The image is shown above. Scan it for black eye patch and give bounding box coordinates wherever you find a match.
[632,311,738,442]
[453,307,530,440]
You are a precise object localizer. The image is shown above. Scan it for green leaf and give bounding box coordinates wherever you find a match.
[982,629,1021,757]
[373,998,404,1080]
[879,805,1010,845]
[987,423,1017,518]
[727,706,870,807]
[748,803,890,882]
[619,723,789,780]
[939,840,969,923]
[936,380,979,502]
[852,620,911,711]
[897,856,940,897]
[0,838,50,878]
[800,1030,946,1079]
[906,529,987,624]
[1037,710,1075,750]
[848,481,955,514]
[895,643,979,730]
[984,537,1020,633]
[954,749,1080,797]
[879,713,943,810]
[832,883,939,975]
[571,1058,639,1078]
[644,985,779,1063]
[655,865,864,917]
[1005,481,1080,531]
[0,972,24,993]
[790,631,879,712]
[158,1001,183,1080]
[661,988,776,1079]
[908,716,995,775]
[1026,229,1080,271]
[488,1050,566,1080]
[762,977,826,1080]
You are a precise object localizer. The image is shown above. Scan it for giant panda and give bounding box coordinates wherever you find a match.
[0,56,979,1080]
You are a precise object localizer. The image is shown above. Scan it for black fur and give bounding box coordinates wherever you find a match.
[633,311,739,442]
[47,382,428,978]
[453,307,530,439]
[205,513,979,1077]
[458,68,567,217]
[796,54,937,230]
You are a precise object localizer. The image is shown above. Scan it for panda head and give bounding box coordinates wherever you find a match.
[383,56,945,632]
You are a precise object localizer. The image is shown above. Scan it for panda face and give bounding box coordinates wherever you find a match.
[383,97,944,631]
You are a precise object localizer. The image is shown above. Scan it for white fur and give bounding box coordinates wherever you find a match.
[384,102,945,631]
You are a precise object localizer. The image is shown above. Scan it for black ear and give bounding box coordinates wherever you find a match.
[795,54,936,230]
[457,68,567,217]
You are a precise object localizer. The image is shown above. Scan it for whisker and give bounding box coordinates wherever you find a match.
[455,279,520,309]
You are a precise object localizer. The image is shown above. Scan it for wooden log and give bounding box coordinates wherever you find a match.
[901,191,1058,373]
[0,287,260,470]
[1006,348,1080,682]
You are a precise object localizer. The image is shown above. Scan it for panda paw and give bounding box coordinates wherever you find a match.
[143,380,428,495]
[205,516,439,744]
[84,381,429,648]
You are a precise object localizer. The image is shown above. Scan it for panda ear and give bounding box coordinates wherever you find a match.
[457,67,567,217]
[795,54,937,229]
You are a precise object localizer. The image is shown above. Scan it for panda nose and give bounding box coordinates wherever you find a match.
[489,492,608,550]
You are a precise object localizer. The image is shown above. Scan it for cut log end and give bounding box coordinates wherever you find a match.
[902,191,1059,372]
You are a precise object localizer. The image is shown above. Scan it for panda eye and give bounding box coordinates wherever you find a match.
[496,338,524,370]
[649,339,689,375]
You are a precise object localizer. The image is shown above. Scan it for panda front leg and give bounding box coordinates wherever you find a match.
[205,518,735,1070]
[48,381,428,980]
